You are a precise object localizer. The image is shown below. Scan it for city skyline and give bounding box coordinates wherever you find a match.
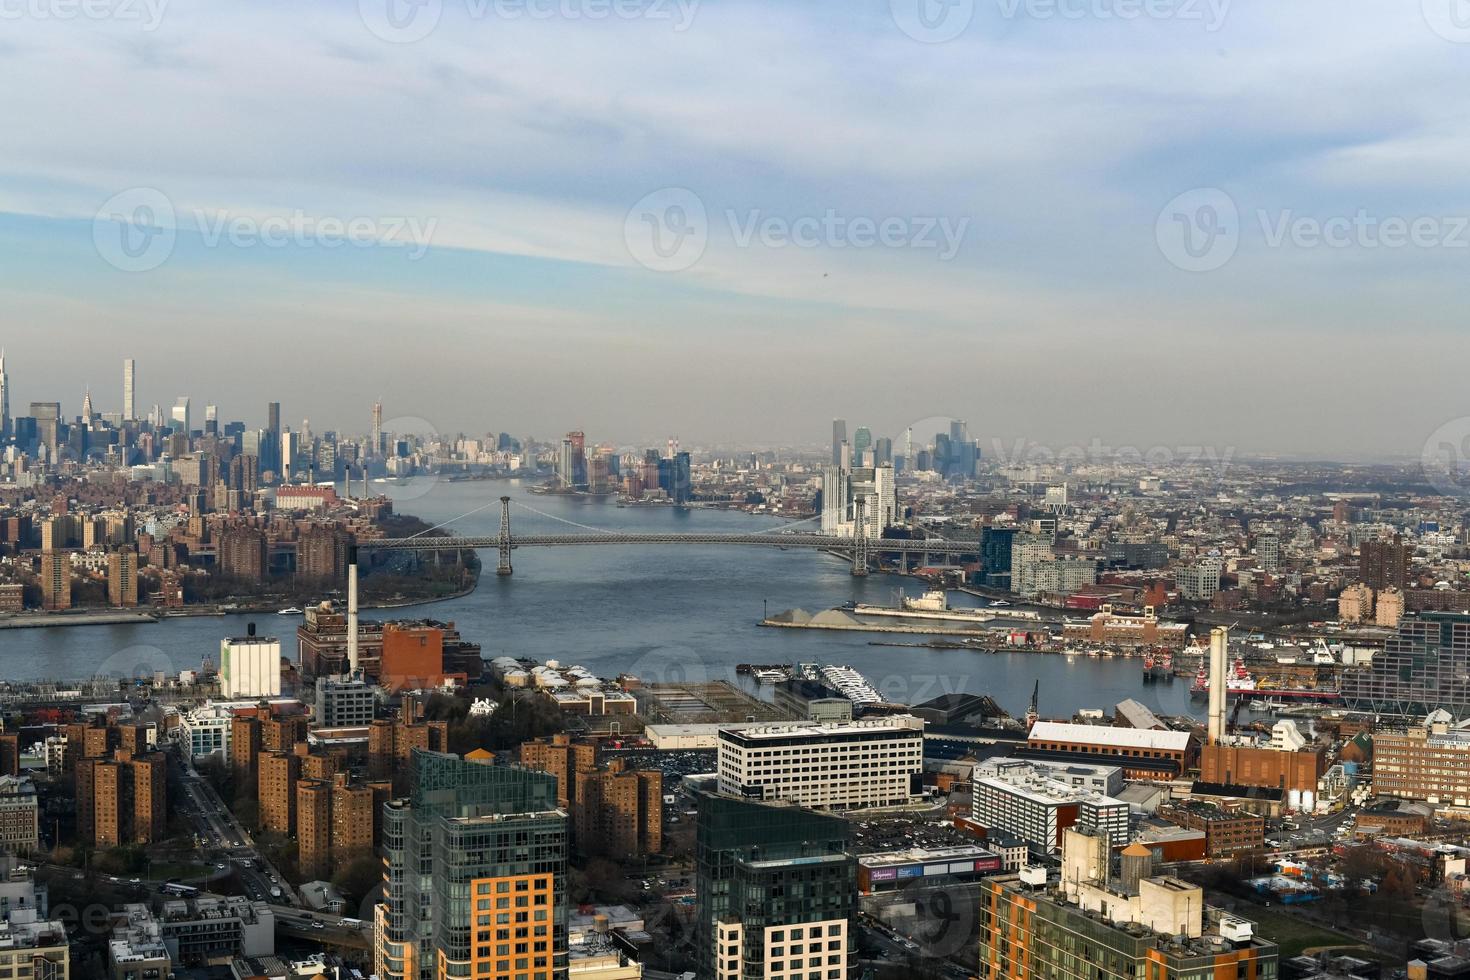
[0,349,1461,463]
[3,3,1469,456]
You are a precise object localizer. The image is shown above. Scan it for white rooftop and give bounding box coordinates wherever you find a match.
[1029,721,1191,752]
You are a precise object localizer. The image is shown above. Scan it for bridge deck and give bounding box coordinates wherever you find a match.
[359,533,979,554]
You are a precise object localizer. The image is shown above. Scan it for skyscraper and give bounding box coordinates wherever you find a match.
[372,400,383,457]
[831,418,847,467]
[171,397,190,434]
[122,358,135,421]
[852,425,872,464]
[695,794,856,980]
[0,349,8,437]
[377,751,568,980]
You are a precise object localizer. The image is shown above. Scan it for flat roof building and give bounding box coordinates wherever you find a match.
[717,716,923,811]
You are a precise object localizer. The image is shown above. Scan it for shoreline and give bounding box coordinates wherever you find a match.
[0,576,482,631]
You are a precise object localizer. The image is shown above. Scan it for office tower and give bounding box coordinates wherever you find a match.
[657,451,692,504]
[1361,533,1410,590]
[696,794,856,980]
[107,547,138,607]
[0,349,8,437]
[280,429,298,479]
[852,425,871,464]
[205,404,218,435]
[831,418,847,466]
[80,389,94,424]
[122,358,135,420]
[31,402,60,457]
[372,401,383,457]
[376,751,568,980]
[171,397,190,434]
[717,716,923,811]
[872,436,892,466]
[263,401,281,477]
[40,552,70,611]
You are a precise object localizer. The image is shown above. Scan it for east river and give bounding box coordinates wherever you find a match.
[0,479,1204,720]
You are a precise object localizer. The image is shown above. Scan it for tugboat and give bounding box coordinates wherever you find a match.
[1141,648,1174,683]
[1190,657,1258,700]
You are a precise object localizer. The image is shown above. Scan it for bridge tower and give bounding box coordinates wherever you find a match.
[851,498,869,577]
[496,496,513,576]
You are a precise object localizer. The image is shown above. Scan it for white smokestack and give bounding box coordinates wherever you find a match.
[1207,626,1228,744]
[347,547,359,675]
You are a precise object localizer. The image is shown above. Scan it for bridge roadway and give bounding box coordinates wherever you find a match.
[359,532,981,556]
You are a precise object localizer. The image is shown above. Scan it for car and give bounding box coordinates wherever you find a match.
[312,921,325,930]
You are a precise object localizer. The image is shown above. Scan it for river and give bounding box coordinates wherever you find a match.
[0,478,1203,720]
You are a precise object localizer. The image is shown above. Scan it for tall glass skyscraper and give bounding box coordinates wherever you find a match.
[695,794,855,980]
[377,751,568,980]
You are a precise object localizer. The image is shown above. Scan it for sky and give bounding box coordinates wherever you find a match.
[0,0,1467,459]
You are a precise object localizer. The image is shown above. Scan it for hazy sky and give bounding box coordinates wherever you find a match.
[1,0,1467,458]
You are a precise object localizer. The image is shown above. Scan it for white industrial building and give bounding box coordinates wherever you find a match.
[717,715,923,811]
[220,635,282,699]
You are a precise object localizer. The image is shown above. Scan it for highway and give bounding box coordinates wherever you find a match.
[171,747,300,907]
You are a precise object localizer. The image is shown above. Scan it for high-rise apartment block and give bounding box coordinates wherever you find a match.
[696,794,856,980]
[376,751,568,980]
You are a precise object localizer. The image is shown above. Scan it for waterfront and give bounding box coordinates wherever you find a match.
[0,479,1203,720]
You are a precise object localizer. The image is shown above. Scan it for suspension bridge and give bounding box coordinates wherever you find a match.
[354,496,981,578]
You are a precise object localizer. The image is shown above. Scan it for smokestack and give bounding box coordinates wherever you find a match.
[1207,626,1228,744]
[347,545,360,676]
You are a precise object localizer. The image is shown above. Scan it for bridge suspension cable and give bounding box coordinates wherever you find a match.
[509,499,624,535]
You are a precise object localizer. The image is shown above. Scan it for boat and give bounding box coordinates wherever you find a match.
[1142,649,1173,683]
[1190,657,1258,699]
[990,599,1011,607]
[752,668,788,685]
[277,607,303,616]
